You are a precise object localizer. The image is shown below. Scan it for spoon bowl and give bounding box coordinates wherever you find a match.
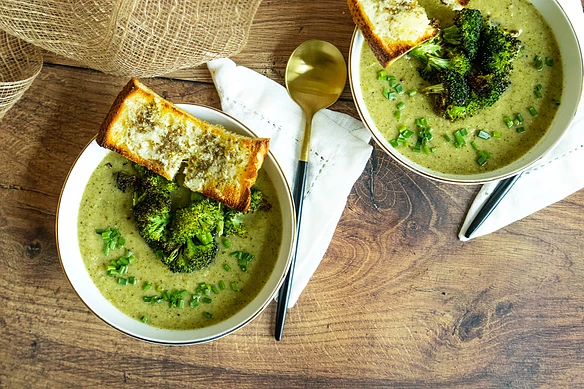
[275,40,347,340]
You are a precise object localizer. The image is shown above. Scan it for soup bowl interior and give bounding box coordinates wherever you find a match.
[56,104,295,344]
[349,0,583,184]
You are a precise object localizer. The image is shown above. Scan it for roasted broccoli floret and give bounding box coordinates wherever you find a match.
[409,37,443,61]
[421,70,470,120]
[223,208,247,237]
[167,198,224,247]
[132,192,172,243]
[248,188,271,213]
[478,24,522,76]
[162,238,219,273]
[446,48,472,76]
[115,171,137,193]
[469,73,511,108]
[442,8,483,59]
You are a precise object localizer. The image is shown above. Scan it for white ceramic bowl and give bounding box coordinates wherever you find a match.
[349,0,583,184]
[56,104,295,344]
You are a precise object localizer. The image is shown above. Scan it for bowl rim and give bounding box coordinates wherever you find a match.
[348,0,583,184]
[55,103,296,345]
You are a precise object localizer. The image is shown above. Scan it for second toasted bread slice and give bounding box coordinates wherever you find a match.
[348,0,439,68]
[97,78,269,212]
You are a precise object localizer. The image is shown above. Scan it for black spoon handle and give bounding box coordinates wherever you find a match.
[274,160,307,341]
[464,173,522,239]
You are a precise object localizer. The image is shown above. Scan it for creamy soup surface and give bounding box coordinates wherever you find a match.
[78,152,282,330]
[360,0,563,175]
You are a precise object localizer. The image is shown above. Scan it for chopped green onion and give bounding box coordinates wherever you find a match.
[218,281,226,290]
[179,289,189,298]
[535,84,542,91]
[407,89,417,96]
[143,282,151,291]
[415,117,428,127]
[156,285,163,293]
[422,144,431,154]
[178,299,185,309]
[516,126,525,133]
[223,239,231,248]
[140,316,147,323]
[190,296,200,308]
[223,264,231,271]
[553,99,561,106]
[444,134,451,142]
[477,156,488,166]
[528,106,538,117]
[211,285,220,294]
[382,87,391,100]
[143,296,152,303]
[492,131,501,138]
[390,139,399,148]
[534,89,543,99]
[503,116,514,128]
[411,145,421,152]
[533,55,544,71]
[377,69,387,80]
[471,141,479,150]
[401,129,414,138]
[477,130,491,140]
[395,84,404,94]
[204,312,213,319]
[516,113,524,124]
[460,128,468,136]
[393,110,401,120]
[118,277,127,285]
[387,75,397,87]
[398,123,407,132]
[128,277,136,285]
[454,130,466,146]
[231,282,240,291]
[396,102,406,110]
[202,297,212,304]
[545,57,554,67]
[430,147,438,153]
[96,227,125,256]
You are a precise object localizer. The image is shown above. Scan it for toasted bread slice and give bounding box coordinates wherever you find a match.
[440,0,470,11]
[97,78,269,212]
[348,0,439,68]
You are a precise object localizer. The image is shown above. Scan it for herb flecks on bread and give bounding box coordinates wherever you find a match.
[348,0,439,68]
[97,78,269,213]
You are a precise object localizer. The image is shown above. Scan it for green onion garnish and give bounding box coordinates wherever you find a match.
[415,117,428,127]
[190,296,200,308]
[143,282,151,291]
[516,127,525,133]
[477,130,490,140]
[553,99,561,106]
[231,282,240,291]
[528,106,538,117]
[516,113,524,124]
[395,84,404,94]
[534,89,543,99]
[118,277,127,285]
[388,75,397,87]
[390,139,399,148]
[211,285,220,294]
[503,116,513,128]
[218,281,226,290]
[128,277,136,285]
[204,312,213,319]
[407,89,417,96]
[140,316,147,323]
[492,131,501,138]
[96,227,125,256]
[444,134,451,142]
[202,297,212,304]
[460,128,468,136]
[224,264,231,271]
[143,296,152,303]
[223,239,231,248]
[471,141,479,150]
[377,69,387,80]
[545,57,554,67]
[533,55,544,71]
[454,130,466,147]
[393,110,401,120]
[178,299,185,309]
[396,102,405,110]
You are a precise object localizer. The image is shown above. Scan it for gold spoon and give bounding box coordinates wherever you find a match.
[275,39,347,341]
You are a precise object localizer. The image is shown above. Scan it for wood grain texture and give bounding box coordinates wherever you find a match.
[2,0,584,388]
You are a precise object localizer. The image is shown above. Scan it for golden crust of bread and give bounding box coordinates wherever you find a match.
[347,0,439,68]
[97,78,270,212]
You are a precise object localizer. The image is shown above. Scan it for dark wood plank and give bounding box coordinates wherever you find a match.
[1,0,584,387]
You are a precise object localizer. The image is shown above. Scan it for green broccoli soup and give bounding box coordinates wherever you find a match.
[359,0,562,175]
[78,152,282,330]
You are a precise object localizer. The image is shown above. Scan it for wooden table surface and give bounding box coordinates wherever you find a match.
[2,1,584,388]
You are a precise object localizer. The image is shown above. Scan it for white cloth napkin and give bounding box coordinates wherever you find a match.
[207,58,372,306]
[459,0,584,241]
